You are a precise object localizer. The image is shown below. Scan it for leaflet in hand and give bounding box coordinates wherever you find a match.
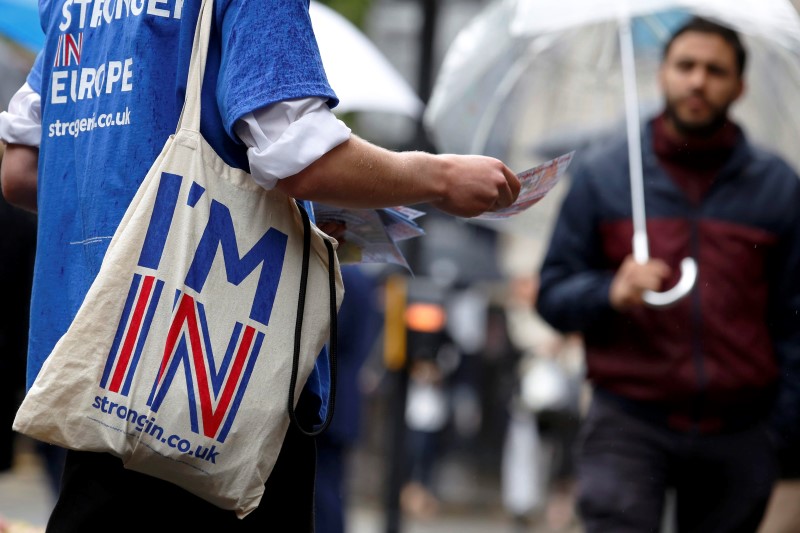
[474,151,575,220]
[313,205,426,270]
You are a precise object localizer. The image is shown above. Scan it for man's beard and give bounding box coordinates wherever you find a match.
[664,96,730,138]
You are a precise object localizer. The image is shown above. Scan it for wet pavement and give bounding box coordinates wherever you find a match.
[0,437,581,533]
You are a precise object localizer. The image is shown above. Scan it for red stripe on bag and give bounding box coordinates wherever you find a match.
[109,275,155,392]
[194,325,255,437]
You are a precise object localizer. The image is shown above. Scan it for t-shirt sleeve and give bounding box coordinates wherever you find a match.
[26,50,44,95]
[234,98,351,189]
[216,0,339,138]
[0,82,42,146]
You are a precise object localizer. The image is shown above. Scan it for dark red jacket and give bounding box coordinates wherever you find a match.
[537,119,800,437]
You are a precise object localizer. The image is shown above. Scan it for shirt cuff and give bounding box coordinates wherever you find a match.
[0,82,42,147]
[234,97,351,190]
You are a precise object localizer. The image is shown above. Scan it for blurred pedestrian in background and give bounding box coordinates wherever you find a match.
[0,137,64,525]
[0,63,38,485]
[502,271,584,532]
[315,265,383,533]
[401,357,452,520]
[537,17,800,532]
[0,146,36,483]
[0,52,65,531]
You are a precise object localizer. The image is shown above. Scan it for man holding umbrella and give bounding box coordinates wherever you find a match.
[537,16,800,532]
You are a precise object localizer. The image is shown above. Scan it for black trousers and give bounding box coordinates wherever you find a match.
[46,419,317,533]
[576,394,777,533]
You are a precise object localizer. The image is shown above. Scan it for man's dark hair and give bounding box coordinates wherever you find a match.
[663,16,747,76]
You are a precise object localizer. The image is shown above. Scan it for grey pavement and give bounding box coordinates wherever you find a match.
[0,438,56,530]
[0,437,580,533]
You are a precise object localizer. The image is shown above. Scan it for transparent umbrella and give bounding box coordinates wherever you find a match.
[309,1,423,118]
[424,0,800,306]
[425,0,800,167]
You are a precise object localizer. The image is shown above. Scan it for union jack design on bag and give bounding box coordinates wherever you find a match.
[100,171,290,443]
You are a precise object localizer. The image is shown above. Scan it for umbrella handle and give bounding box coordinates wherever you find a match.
[620,16,696,309]
[642,257,698,308]
[634,229,698,308]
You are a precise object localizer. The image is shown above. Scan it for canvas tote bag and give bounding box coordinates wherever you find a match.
[13,0,343,518]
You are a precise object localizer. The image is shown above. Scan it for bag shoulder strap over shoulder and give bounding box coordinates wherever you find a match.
[176,0,213,133]
[178,1,339,436]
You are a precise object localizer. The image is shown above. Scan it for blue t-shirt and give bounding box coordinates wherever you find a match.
[27,0,338,420]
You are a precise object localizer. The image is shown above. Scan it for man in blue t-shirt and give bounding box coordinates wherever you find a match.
[0,0,520,530]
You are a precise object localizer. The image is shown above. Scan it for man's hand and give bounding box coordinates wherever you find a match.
[609,255,672,310]
[317,220,347,245]
[0,143,39,213]
[430,154,521,218]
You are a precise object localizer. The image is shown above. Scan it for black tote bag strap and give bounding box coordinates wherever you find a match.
[287,203,338,437]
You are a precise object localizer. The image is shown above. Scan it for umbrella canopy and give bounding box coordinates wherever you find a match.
[309,1,423,117]
[513,0,800,45]
[0,0,423,118]
[424,0,800,174]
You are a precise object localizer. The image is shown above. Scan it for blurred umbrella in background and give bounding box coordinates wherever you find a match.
[424,0,800,173]
[310,1,423,118]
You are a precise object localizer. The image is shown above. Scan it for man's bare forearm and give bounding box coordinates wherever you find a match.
[276,135,520,218]
[1,143,38,213]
